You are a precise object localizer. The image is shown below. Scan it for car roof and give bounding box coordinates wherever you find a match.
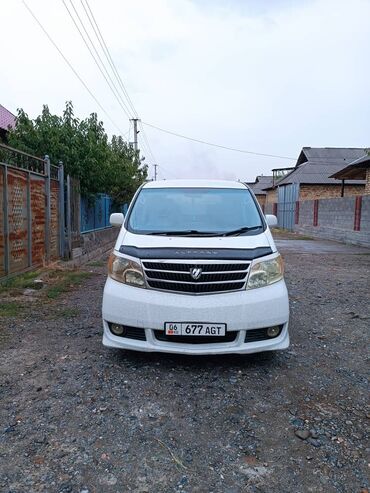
[142,179,247,189]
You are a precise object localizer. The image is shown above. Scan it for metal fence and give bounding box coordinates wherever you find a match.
[0,143,131,278]
[80,194,111,233]
[0,144,63,278]
[277,183,300,230]
[80,194,128,233]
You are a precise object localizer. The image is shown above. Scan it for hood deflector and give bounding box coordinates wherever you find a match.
[119,245,272,260]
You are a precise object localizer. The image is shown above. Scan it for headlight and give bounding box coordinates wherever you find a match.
[108,253,146,288]
[247,254,284,289]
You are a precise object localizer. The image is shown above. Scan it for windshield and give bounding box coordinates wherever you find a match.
[127,187,264,236]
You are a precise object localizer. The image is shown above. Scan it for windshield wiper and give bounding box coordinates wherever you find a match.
[147,227,262,237]
[148,230,221,236]
[221,225,262,237]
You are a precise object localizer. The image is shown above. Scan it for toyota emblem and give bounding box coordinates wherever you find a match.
[190,267,202,280]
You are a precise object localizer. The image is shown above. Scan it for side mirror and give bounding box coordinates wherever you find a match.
[265,214,278,227]
[110,213,124,227]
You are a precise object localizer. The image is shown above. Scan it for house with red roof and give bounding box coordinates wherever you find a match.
[0,104,16,142]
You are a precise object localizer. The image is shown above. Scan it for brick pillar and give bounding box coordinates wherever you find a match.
[313,199,319,226]
[354,196,362,231]
[365,169,370,194]
[273,203,277,216]
[295,201,300,224]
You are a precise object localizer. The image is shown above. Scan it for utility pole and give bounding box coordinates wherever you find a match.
[153,164,158,181]
[130,118,140,155]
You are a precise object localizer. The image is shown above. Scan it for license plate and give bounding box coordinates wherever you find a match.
[164,322,226,336]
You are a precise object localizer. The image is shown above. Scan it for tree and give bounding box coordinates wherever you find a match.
[7,101,147,202]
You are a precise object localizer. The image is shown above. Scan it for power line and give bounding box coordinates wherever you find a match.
[139,121,156,163]
[159,164,177,179]
[69,0,133,118]
[26,0,290,166]
[81,0,138,117]
[62,0,132,119]
[81,0,158,164]
[126,120,132,141]
[142,121,296,160]
[22,0,125,135]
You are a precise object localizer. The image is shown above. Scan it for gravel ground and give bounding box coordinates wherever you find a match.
[0,240,369,493]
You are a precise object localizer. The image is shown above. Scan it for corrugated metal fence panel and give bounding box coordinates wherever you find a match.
[8,168,29,273]
[81,194,112,233]
[104,195,112,227]
[81,197,95,232]
[68,177,81,250]
[93,194,108,230]
[277,183,300,230]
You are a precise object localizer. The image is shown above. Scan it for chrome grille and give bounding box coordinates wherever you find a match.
[142,260,250,295]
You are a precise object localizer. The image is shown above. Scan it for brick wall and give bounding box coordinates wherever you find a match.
[255,194,266,211]
[299,184,365,201]
[264,189,277,215]
[365,169,370,194]
[265,189,277,205]
[294,195,370,247]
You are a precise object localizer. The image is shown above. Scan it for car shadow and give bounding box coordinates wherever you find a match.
[109,347,283,372]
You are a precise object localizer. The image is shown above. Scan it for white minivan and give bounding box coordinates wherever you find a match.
[102,180,289,355]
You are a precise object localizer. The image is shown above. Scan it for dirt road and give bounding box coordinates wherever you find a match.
[0,239,369,493]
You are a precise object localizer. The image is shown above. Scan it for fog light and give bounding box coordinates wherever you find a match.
[267,326,281,338]
[110,323,124,336]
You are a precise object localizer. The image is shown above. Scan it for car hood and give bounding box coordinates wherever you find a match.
[115,229,276,259]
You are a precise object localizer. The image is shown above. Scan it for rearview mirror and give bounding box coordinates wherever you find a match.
[265,214,278,227]
[110,213,124,227]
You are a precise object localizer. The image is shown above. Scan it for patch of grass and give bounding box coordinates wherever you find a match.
[46,285,65,299]
[56,307,80,318]
[0,270,42,293]
[0,302,23,317]
[46,271,93,299]
[88,260,105,267]
[271,228,314,240]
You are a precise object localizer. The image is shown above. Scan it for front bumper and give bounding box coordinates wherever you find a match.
[102,278,290,355]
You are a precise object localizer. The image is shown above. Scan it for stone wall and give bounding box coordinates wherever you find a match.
[299,184,365,201]
[264,189,277,215]
[294,195,370,247]
[265,189,277,205]
[255,194,266,211]
[71,227,119,264]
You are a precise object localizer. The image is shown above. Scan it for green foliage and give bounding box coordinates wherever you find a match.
[0,302,22,317]
[55,307,80,318]
[46,270,93,299]
[8,101,147,201]
[0,270,41,294]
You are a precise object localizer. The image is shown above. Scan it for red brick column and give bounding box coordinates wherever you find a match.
[354,196,362,231]
[295,201,300,224]
[313,200,319,226]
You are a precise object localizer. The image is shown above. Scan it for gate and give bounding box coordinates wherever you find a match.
[0,144,63,279]
[277,183,299,230]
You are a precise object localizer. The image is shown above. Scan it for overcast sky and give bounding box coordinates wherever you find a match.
[1,0,370,181]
